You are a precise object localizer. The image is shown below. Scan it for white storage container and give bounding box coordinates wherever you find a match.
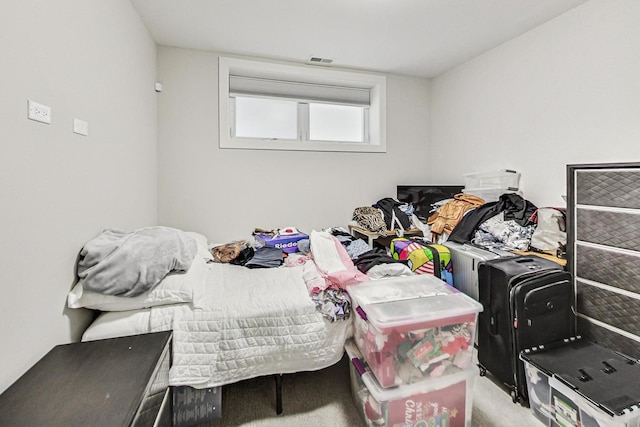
[461,187,522,203]
[463,169,521,190]
[348,274,483,388]
[346,339,476,427]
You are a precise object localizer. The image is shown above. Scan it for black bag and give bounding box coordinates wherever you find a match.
[229,246,255,266]
[529,207,567,253]
[374,198,411,231]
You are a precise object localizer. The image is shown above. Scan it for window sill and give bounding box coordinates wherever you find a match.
[220,138,386,153]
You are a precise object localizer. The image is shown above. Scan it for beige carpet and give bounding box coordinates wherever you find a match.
[205,353,541,427]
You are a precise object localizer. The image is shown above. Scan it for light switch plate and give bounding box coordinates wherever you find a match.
[73,118,89,136]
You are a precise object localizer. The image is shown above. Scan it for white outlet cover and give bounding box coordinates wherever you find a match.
[73,118,89,136]
[28,100,51,124]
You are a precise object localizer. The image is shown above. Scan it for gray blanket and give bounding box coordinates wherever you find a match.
[77,226,197,297]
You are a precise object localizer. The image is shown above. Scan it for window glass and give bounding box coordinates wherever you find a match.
[234,96,298,140]
[309,103,365,142]
[219,56,386,152]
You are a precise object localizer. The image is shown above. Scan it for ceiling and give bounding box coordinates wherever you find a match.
[130,0,588,79]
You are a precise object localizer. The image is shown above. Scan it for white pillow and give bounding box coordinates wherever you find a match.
[82,309,153,342]
[68,256,209,311]
[185,231,214,262]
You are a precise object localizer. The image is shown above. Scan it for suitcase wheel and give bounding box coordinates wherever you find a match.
[478,364,487,376]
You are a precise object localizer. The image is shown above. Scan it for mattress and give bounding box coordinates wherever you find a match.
[82,308,152,342]
[83,262,351,388]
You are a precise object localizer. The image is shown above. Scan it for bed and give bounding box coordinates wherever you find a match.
[79,262,352,388]
[67,226,400,418]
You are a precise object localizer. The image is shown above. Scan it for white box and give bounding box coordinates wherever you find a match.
[463,170,521,190]
[348,275,482,388]
[346,339,475,427]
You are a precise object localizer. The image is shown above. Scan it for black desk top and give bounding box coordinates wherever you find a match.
[0,331,171,426]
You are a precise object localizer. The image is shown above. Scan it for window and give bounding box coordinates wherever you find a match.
[309,103,366,143]
[219,56,386,152]
[234,97,298,140]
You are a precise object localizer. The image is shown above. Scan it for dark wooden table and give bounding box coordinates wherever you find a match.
[0,331,172,426]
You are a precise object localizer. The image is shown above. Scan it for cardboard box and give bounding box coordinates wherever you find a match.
[346,339,476,427]
[521,337,640,427]
[348,275,482,388]
[172,386,222,427]
[255,232,308,253]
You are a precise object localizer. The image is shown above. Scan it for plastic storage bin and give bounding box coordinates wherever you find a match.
[463,169,521,190]
[461,187,522,203]
[348,274,483,388]
[346,339,475,427]
[520,336,640,427]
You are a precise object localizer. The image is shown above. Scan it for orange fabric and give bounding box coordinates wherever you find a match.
[427,193,485,235]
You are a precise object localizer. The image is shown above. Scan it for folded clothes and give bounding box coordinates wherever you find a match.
[244,246,283,269]
[354,248,407,273]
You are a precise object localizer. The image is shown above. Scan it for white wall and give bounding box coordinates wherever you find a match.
[7,0,637,397]
[156,47,432,243]
[0,1,158,393]
[430,0,640,207]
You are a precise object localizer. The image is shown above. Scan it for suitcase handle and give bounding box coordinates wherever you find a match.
[490,311,499,335]
[514,257,544,270]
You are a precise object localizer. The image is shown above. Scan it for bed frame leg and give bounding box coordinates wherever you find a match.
[274,374,283,415]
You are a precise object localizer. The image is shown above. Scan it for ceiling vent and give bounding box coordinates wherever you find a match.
[307,56,333,65]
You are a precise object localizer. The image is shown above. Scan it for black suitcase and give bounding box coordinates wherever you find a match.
[477,256,575,404]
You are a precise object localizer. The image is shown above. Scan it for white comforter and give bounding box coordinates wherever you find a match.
[150,262,351,388]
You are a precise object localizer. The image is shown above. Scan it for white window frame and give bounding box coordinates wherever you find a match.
[218,56,386,153]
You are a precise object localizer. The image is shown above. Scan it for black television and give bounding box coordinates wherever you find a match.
[397,185,464,223]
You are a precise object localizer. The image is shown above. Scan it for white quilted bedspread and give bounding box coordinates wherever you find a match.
[150,263,350,388]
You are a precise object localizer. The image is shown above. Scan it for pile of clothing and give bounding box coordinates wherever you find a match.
[423,192,539,251]
[211,239,285,268]
[351,198,419,235]
[211,226,421,322]
[351,192,545,252]
[447,193,539,251]
[285,229,369,322]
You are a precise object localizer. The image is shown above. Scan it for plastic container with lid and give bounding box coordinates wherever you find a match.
[348,274,483,388]
[461,187,522,203]
[520,336,640,427]
[346,338,476,427]
[463,169,521,190]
